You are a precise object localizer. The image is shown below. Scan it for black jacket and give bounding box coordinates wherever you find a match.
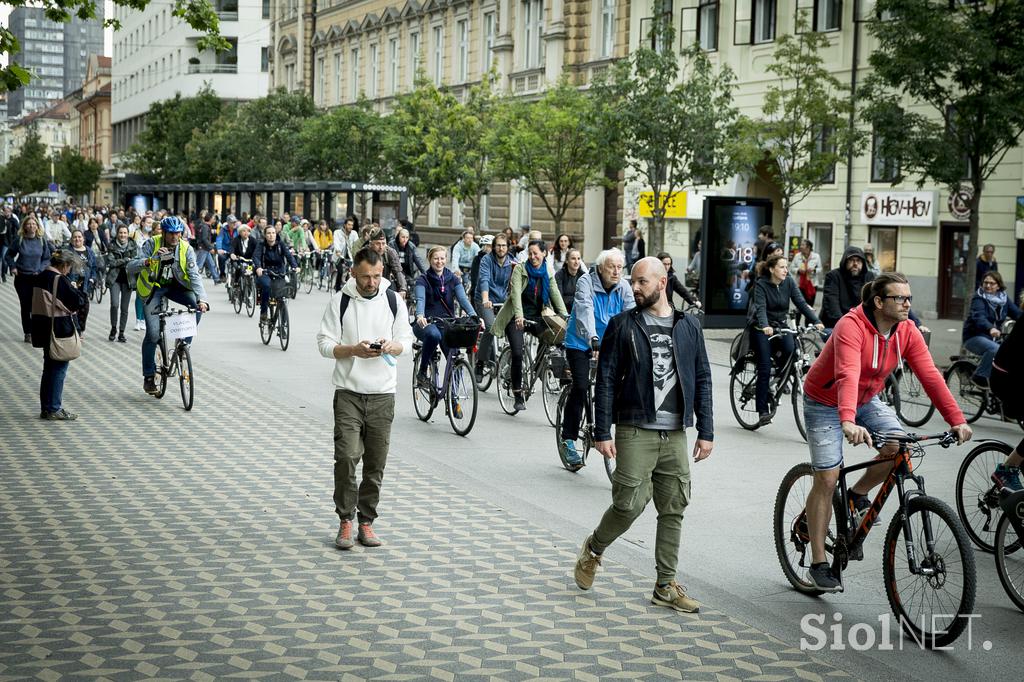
[595,307,713,442]
[667,269,699,307]
[555,266,583,313]
[748,273,819,329]
[195,221,215,251]
[821,247,870,328]
[231,235,257,260]
[254,239,298,274]
[31,269,88,348]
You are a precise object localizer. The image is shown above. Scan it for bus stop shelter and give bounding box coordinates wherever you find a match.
[121,181,409,226]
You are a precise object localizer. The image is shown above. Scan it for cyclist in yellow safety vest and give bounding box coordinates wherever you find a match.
[127,215,209,396]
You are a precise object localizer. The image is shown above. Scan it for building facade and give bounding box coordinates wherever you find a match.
[74,56,114,205]
[111,1,272,164]
[270,0,632,259]
[623,0,1024,318]
[6,6,105,119]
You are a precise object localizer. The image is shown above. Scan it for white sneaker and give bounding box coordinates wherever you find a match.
[134,320,144,332]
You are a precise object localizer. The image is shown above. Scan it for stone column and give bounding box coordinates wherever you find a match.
[544,0,566,84]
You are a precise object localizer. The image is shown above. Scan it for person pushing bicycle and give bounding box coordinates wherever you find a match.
[127,215,209,396]
[801,272,971,592]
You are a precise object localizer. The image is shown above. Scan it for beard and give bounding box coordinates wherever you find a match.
[634,289,656,310]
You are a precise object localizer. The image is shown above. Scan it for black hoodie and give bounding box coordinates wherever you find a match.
[821,246,871,328]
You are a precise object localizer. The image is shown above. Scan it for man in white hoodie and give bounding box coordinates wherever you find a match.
[317,248,415,550]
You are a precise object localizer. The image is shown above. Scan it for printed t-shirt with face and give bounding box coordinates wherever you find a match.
[638,310,684,430]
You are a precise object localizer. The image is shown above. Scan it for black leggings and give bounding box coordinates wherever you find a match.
[505,317,542,391]
[15,273,34,334]
[560,348,591,440]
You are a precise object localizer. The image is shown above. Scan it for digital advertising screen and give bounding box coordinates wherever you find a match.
[700,196,773,328]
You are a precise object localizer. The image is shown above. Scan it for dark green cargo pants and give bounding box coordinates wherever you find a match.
[333,389,395,524]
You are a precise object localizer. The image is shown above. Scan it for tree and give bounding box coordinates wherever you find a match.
[862,0,1024,307]
[125,85,224,182]
[384,77,461,223]
[55,146,103,199]
[598,27,753,253]
[758,18,865,243]
[492,78,619,235]
[2,1,227,94]
[7,130,51,195]
[295,98,390,181]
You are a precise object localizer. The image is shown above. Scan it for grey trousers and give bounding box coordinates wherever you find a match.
[109,281,132,332]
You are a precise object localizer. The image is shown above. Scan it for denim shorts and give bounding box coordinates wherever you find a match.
[803,395,905,471]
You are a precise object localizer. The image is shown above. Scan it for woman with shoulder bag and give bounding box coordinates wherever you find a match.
[31,250,88,421]
[106,224,137,342]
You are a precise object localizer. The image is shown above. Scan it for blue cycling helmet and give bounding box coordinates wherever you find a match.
[160,216,186,233]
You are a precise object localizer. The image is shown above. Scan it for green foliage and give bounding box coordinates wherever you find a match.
[492,78,619,233]
[125,85,224,182]
[862,0,1024,305]
[1,1,228,93]
[598,25,752,253]
[295,98,390,182]
[384,77,461,221]
[758,18,865,226]
[7,130,51,195]
[55,146,103,198]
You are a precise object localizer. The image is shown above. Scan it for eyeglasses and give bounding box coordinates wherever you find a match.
[882,295,913,305]
[983,280,998,287]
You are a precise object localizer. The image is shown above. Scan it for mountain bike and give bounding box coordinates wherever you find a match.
[259,271,292,351]
[729,327,812,440]
[229,258,256,317]
[298,252,315,294]
[411,317,480,436]
[553,345,614,481]
[993,483,1024,612]
[496,319,564,424]
[945,345,1023,428]
[152,301,201,411]
[775,431,976,648]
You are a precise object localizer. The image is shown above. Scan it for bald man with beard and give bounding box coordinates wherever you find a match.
[572,257,714,613]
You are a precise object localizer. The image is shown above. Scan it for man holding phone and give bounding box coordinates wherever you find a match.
[317,248,414,550]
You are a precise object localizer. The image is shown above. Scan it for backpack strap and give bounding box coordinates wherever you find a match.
[339,289,400,331]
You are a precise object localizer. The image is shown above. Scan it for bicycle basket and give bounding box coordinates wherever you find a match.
[439,317,480,349]
[270,276,292,299]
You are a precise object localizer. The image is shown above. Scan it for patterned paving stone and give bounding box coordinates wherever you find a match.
[0,284,854,680]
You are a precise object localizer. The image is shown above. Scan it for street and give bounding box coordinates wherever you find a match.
[1,278,1021,681]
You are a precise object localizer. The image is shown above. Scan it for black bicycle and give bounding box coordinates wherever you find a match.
[775,431,976,648]
[411,317,480,436]
[152,301,202,411]
[729,327,812,440]
[259,271,292,351]
[945,347,1023,429]
[472,303,506,393]
[553,345,615,482]
[994,482,1024,612]
[229,257,256,317]
[496,319,563,424]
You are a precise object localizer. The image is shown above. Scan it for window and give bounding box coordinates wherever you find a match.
[814,0,841,31]
[698,1,719,51]
[452,199,464,228]
[409,31,421,85]
[813,126,836,183]
[432,26,444,84]
[753,0,776,43]
[517,184,533,226]
[600,0,615,58]
[369,44,379,98]
[334,53,342,104]
[350,47,360,100]
[456,19,469,82]
[869,227,897,273]
[261,47,269,72]
[521,0,544,68]
[480,193,489,229]
[483,12,496,69]
[263,0,271,19]
[285,63,296,91]
[388,38,399,94]
[317,56,326,105]
[871,129,899,183]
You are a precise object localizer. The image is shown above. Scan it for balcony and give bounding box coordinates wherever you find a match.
[216,11,239,21]
[187,63,238,74]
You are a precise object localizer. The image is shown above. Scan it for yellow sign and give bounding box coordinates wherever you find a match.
[638,191,687,219]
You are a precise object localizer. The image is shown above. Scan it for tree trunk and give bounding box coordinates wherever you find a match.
[963,184,982,321]
[650,213,665,257]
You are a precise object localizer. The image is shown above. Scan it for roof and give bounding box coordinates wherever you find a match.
[17,100,70,126]
[97,56,111,68]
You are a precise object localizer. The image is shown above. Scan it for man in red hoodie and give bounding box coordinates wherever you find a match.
[801,273,972,592]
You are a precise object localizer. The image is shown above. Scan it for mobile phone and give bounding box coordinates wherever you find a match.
[369,342,383,350]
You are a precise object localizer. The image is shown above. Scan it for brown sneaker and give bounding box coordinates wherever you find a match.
[651,581,700,613]
[573,535,602,590]
[335,520,354,550]
[357,523,382,547]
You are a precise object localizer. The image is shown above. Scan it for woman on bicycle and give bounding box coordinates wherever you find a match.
[555,248,585,314]
[748,254,823,426]
[492,240,569,412]
[413,246,477,388]
[961,270,1021,387]
[105,224,137,342]
[253,225,298,323]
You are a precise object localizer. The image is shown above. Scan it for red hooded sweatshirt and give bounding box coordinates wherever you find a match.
[804,304,963,425]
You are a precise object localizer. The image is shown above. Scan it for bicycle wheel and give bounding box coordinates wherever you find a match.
[944,360,985,424]
[278,304,290,351]
[894,365,936,427]
[540,357,561,428]
[244,279,256,318]
[879,376,900,413]
[412,350,437,422]
[955,440,1013,553]
[994,512,1024,612]
[882,495,976,649]
[774,463,844,595]
[178,343,194,411]
[475,353,494,393]
[260,306,274,345]
[790,370,807,443]
[232,282,242,314]
[446,356,478,436]
[94,281,105,304]
[729,332,744,364]
[496,347,519,416]
[729,355,760,430]
[304,263,314,294]
[800,332,823,362]
[153,339,168,399]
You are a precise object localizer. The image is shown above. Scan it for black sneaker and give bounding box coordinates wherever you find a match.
[757,412,773,427]
[807,562,843,592]
[513,393,526,411]
[143,376,158,394]
[42,409,78,421]
[24,333,31,343]
[416,372,432,391]
[117,333,127,343]
[474,364,485,384]
[850,492,878,528]
[108,327,117,341]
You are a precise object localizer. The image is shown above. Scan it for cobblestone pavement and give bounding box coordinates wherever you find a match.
[0,284,853,681]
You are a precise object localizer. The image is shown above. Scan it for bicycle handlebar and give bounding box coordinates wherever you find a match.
[869,430,958,450]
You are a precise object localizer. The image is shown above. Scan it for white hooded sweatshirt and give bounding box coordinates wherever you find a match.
[317,277,414,394]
